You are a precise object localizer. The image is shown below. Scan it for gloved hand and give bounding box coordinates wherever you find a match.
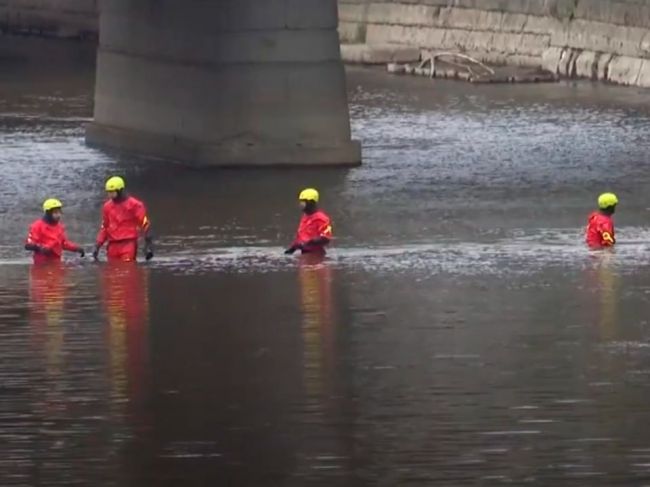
[92,246,100,261]
[284,244,302,255]
[78,249,86,258]
[144,238,154,261]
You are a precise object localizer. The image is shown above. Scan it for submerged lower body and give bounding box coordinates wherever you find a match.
[300,245,327,255]
[299,246,328,266]
[107,239,138,262]
[586,242,615,251]
[32,253,62,265]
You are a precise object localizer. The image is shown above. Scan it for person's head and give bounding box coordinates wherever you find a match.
[298,188,319,213]
[105,176,126,201]
[598,192,618,215]
[42,198,63,223]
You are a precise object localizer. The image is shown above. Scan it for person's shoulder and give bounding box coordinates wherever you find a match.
[127,195,145,208]
[589,212,613,228]
[595,212,612,222]
[314,210,331,222]
[29,218,44,229]
[588,211,603,222]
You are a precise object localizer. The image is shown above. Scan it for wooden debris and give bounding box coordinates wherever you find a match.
[387,51,558,84]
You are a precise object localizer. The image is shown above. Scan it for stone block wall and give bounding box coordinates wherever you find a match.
[339,0,650,87]
[4,0,650,87]
[0,0,97,38]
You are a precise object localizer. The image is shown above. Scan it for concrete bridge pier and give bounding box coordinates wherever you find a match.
[86,0,361,167]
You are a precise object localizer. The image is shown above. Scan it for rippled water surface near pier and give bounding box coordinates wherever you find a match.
[2,39,650,485]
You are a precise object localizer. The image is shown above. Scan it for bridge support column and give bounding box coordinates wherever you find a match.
[86,0,361,167]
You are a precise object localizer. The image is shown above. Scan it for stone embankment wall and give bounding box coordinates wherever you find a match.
[0,0,97,38]
[4,0,650,87]
[339,0,650,87]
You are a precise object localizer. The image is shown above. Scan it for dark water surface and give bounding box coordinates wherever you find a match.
[2,38,650,485]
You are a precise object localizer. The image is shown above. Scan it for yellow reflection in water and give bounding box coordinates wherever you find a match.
[299,254,334,403]
[590,252,619,341]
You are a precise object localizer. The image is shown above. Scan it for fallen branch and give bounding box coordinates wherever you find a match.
[426,52,495,78]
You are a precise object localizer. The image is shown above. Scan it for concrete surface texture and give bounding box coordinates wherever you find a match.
[339,0,650,87]
[5,0,650,88]
[341,43,421,63]
[0,0,97,38]
[85,0,360,167]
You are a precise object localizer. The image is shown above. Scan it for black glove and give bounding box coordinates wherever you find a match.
[78,249,85,258]
[284,244,302,255]
[144,238,154,261]
[92,246,100,261]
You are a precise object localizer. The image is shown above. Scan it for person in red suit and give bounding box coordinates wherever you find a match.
[586,193,618,249]
[93,176,155,262]
[25,198,85,264]
[285,188,333,256]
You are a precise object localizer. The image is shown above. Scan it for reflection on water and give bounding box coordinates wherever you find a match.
[102,263,150,423]
[28,264,67,425]
[589,252,620,341]
[2,38,650,485]
[300,254,334,406]
[296,255,348,480]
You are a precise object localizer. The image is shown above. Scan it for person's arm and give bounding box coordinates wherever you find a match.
[285,217,332,254]
[24,243,48,253]
[601,231,615,246]
[304,217,332,247]
[93,205,109,259]
[62,230,84,256]
[62,238,81,252]
[285,243,302,254]
[138,210,152,240]
[24,223,50,254]
[600,221,615,246]
[285,222,303,254]
[303,217,332,246]
[134,201,154,260]
[96,205,109,248]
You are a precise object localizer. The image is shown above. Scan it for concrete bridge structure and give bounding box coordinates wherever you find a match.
[0,0,361,167]
[7,0,650,166]
[84,0,361,167]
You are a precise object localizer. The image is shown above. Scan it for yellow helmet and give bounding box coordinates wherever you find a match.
[43,198,63,212]
[105,176,126,192]
[598,192,618,209]
[298,188,319,203]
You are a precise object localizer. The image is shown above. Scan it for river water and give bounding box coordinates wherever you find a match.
[2,38,650,486]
